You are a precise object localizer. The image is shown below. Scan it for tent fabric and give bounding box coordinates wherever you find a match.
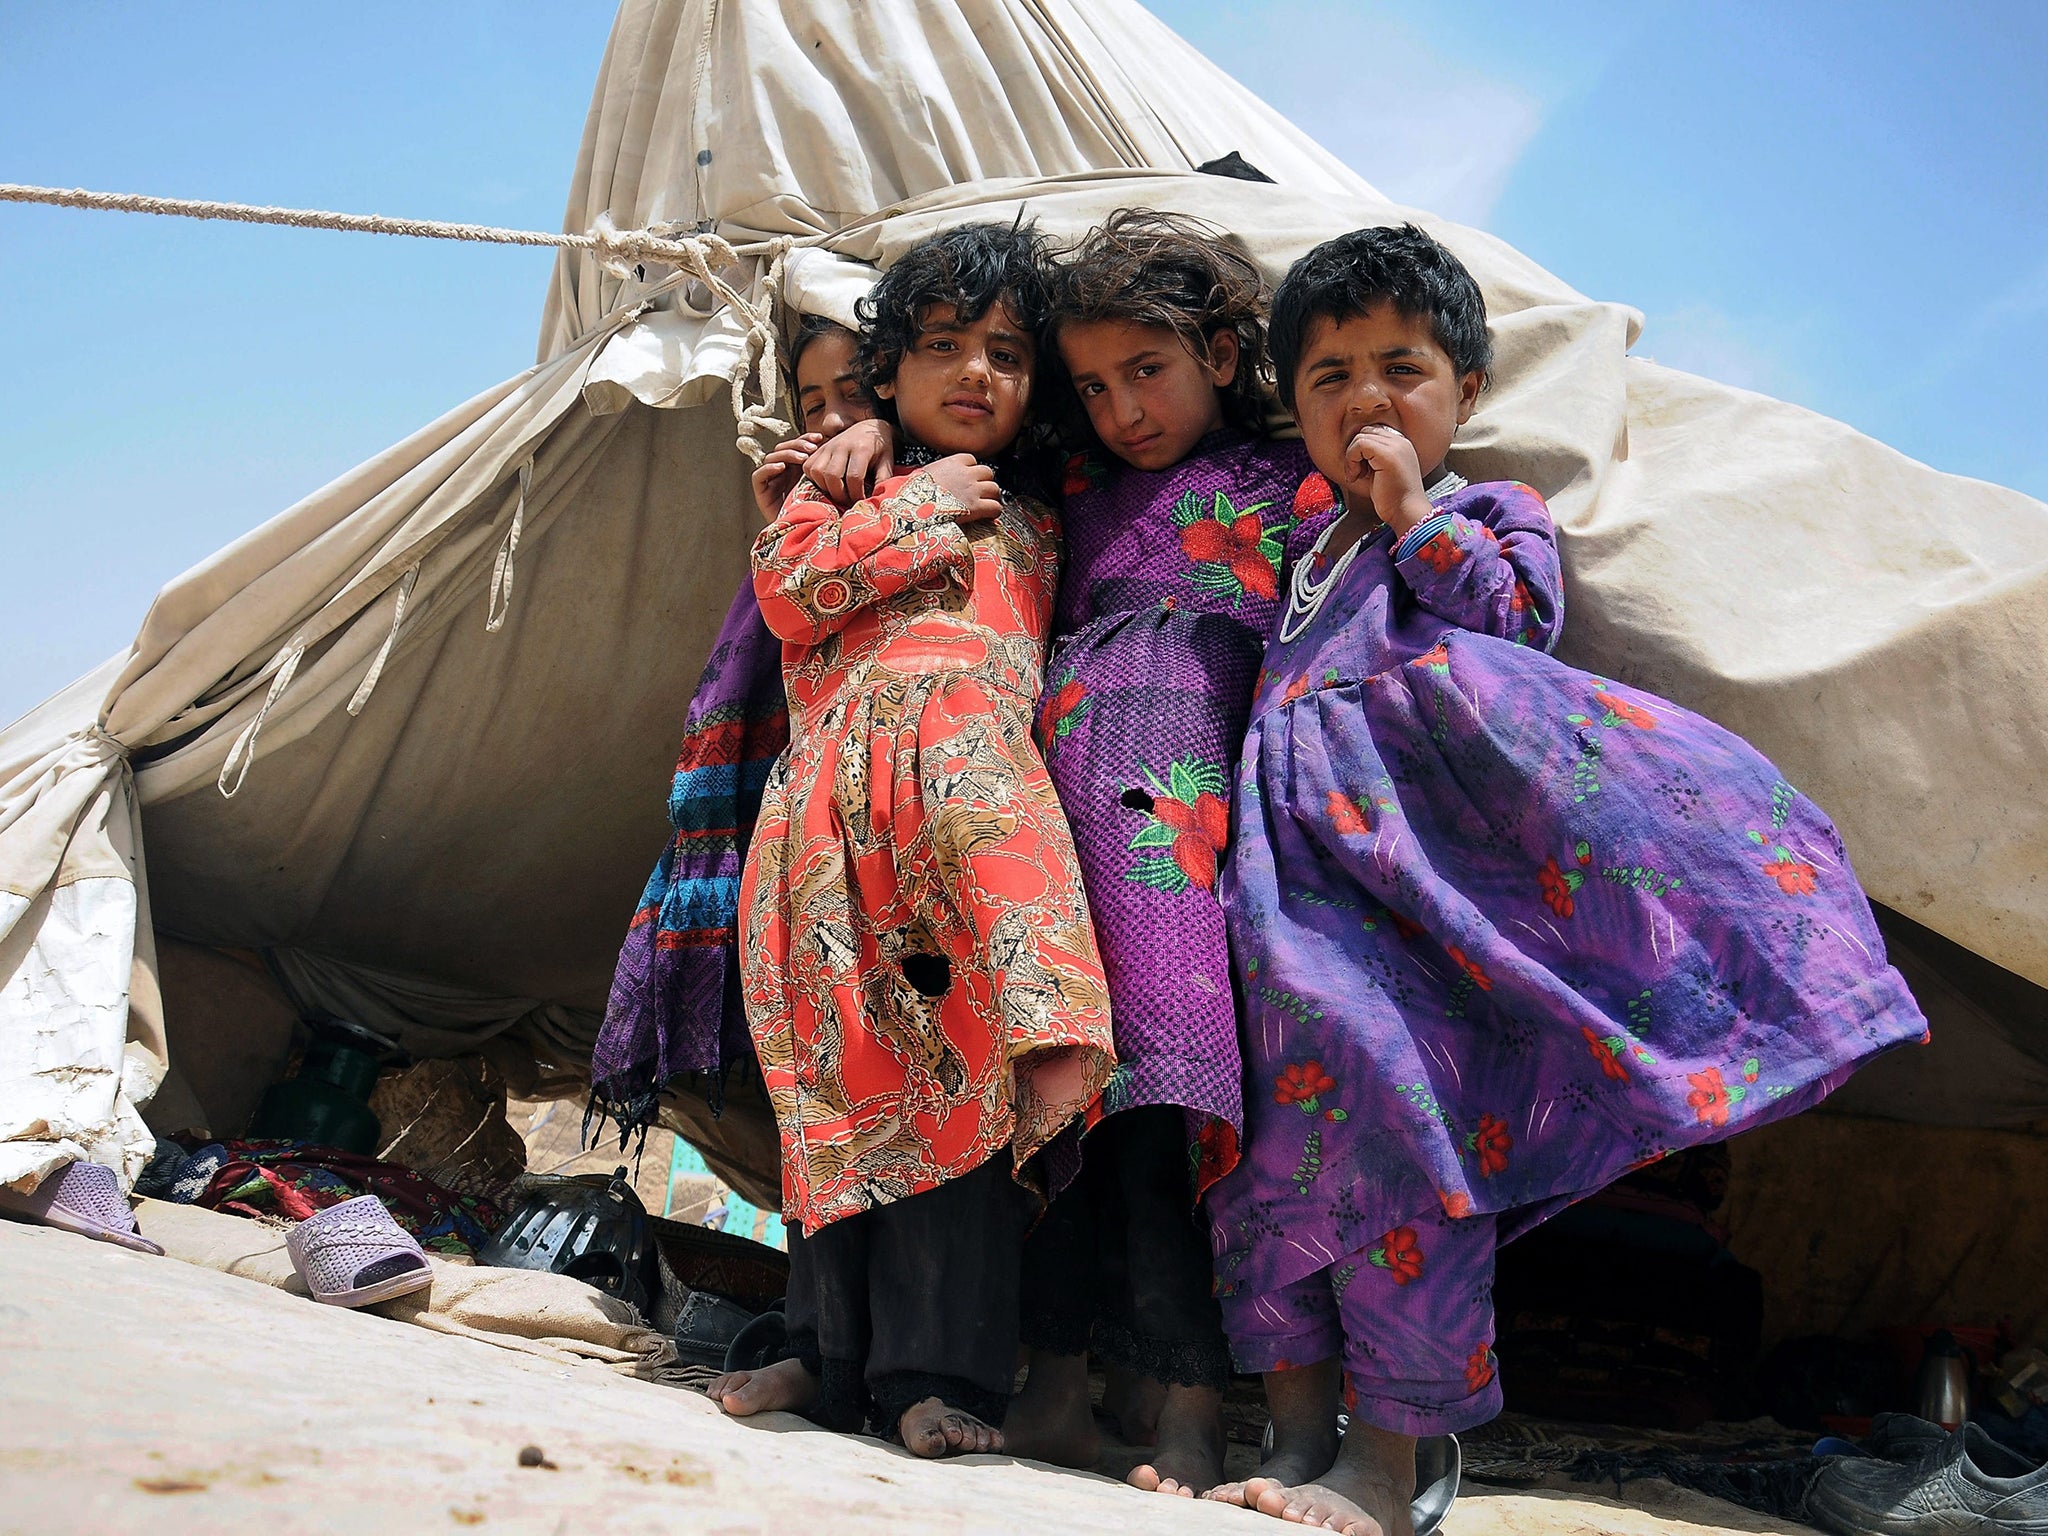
[4,0,2046,1198]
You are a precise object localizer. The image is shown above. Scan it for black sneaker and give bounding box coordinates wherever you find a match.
[1808,1424,2048,1535]
[1865,1414,2034,1477]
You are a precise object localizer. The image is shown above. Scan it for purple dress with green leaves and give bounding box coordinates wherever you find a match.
[1036,429,1326,1190]
[1210,473,1927,1426]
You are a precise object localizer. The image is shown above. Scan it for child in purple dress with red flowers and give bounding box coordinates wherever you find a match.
[999,212,1335,1496]
[1202,225,1929,1536]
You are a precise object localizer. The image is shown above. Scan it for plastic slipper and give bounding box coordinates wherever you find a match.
[0,1160,164,1255]
[286,1193,433,1308]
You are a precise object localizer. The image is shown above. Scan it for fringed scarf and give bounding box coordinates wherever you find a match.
[589,579,788,1136]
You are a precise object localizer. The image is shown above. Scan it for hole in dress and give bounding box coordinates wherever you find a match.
[901,953,951,997]
[1121,786,1155,813]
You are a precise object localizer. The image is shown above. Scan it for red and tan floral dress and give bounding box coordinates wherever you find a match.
[739,463,1116,1235]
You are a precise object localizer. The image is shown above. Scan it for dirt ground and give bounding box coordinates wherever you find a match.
[0,1218,1823,1536]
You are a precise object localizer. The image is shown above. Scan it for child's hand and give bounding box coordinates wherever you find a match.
[804,419,896,505]
[752,432,826,521]
[924,454,1004,523]
[1344,424,1434,536]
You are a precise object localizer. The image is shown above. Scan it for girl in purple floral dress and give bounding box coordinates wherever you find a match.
[1203,225,1929,1536]
[1001,213,1336,1498]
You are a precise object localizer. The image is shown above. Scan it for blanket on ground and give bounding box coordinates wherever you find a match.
[132,1197,687,1382]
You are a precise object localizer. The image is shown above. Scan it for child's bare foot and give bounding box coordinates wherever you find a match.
[1103,1364,1165,1445]
[900,1396,1006,1457]
[1238,1422,1418,1536]
[1204,1359,1342,1508]
[1205,1440,1334,1509]
[707,1357,819,1417]
[1003,1351,1100,1467]
[1126,1382,1225,1496]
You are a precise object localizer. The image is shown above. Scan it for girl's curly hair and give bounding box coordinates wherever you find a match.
[852,221,1059,411]
[1050,209,1272,433]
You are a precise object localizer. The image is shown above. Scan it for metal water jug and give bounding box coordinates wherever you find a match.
[1915,1330,1972,1431]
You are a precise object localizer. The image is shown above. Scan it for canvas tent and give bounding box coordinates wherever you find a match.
[4,0,2046,1275]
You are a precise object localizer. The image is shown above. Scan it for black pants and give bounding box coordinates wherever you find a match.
[783,1153,1029,1435]
[1018,1105,1231,1388]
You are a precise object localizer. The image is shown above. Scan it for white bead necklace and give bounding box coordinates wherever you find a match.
[1277,469,1469,646]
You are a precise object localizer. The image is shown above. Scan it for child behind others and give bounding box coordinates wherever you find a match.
[748,314,878,521]
[1203,224,1929,1535]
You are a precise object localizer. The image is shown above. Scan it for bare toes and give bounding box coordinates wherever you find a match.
[901,1398,1002,1459]
[1204,1481,1251,1506]
[1248,1479,1294,1516]
[711,1372,751,1412]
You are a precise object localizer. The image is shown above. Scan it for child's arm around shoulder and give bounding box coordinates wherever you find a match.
[1390,480,1563,651]
[751,466,978,645]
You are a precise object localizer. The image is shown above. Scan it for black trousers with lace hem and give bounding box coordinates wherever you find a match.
[783,1151,1028,1436]
[1018,1103,1232,1389]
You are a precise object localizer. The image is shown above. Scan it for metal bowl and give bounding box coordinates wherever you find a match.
[1256,1418,1462,1536]
[1411,1433,1462,1536]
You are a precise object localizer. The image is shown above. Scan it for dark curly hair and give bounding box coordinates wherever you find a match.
[853,221,1058,412]
[1049,209,1272,433]
[1270,224,1492,412]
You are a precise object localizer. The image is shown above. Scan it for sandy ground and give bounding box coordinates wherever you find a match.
[0,1220,1812,1535]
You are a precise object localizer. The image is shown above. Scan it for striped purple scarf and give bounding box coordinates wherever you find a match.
[589,579,787,1133]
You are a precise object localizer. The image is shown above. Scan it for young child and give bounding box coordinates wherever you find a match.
[725,223,1115,1456]
[749,315,878,519]
[1001,212,1334,1496]
[1203,225,1929,1536]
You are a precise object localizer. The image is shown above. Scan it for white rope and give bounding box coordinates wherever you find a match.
[485,460,531,635]
[217,638,307,799]
[1,182,798,463]
[2,181,742,273]
[726,236,797,462]
[347,563,421,717]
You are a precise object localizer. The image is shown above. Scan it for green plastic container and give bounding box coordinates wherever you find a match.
[249,1036,383,1154]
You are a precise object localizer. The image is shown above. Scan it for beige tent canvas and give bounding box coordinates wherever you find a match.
[3,0,2045,1281]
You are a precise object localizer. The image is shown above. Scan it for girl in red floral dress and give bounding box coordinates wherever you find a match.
[721,225,1115,1456]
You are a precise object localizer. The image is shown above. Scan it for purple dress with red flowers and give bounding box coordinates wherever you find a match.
[1210,474,1927,1433]
[1039,429,1326,1187]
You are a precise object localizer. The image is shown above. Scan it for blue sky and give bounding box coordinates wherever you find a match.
[2,1,2042,726]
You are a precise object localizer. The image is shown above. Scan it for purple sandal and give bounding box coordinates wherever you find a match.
[286,1194,434,1308]
[0,1160,164,1255]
